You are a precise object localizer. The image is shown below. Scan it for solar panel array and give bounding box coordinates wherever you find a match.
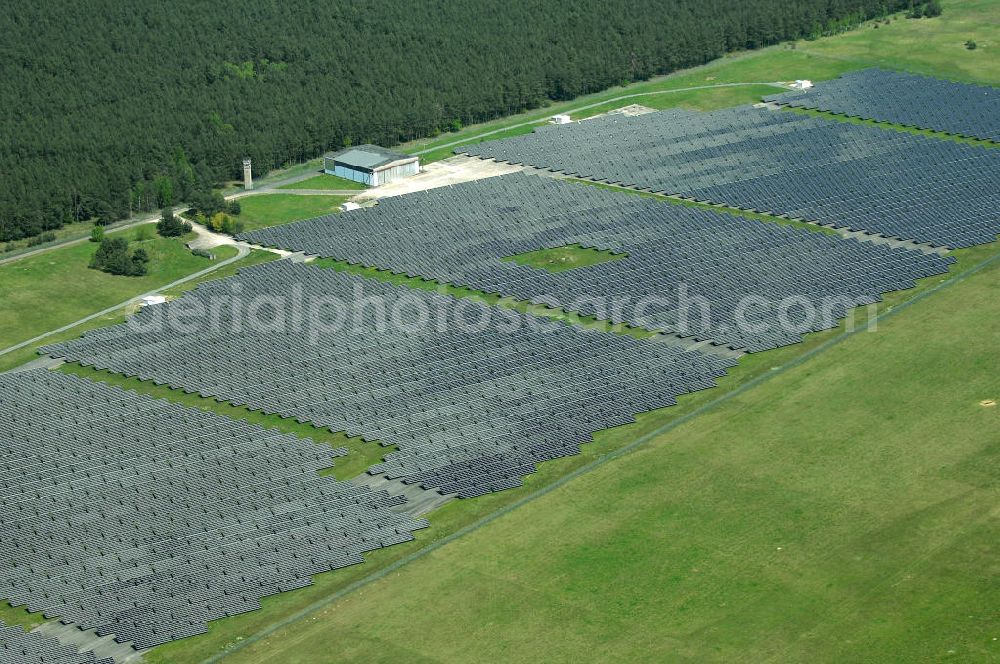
[0,369,427,650]
[764,68,1000,142]
[240,174,953,351]
[42,261,737,497]
[0,620,112,664]
[457,107,1000,248]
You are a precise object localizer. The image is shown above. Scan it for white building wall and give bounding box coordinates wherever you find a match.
[374,161,419,186]
[323,156,419,187]
[325,159,374,186]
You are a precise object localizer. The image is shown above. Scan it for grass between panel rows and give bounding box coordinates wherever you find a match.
[312,258,660,341]
[786,107,998,147]
[56,363,390,482]
[133,237,1000,664]
[219,233,1000,664]
[563,179,842,235]
[501,244,627,273]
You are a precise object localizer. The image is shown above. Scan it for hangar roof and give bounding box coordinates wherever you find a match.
[324,144,417,171]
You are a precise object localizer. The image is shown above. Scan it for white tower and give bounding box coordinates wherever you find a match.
[242,158,253,190]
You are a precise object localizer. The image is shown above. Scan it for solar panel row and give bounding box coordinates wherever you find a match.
[764,68,1000,142]
[457,106,1000,248]
[240,174,954,351]
[11,74,992,656]
[42,262,738,498]
[0,620,112,664]
[0,370,427,649]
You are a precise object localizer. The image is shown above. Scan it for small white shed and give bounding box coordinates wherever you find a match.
[792,79,814,90]
[340,201,361,212]
[140,295,167,307]
[549,114,572,125]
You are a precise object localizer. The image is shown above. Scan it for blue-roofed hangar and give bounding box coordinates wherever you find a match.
[323,144,420,186]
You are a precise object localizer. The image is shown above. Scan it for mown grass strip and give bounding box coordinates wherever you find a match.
[563,177,841,235]
[785,106,998,148]
[57,363,391,482]
[313,257,664,341]
[201,224,1000,664]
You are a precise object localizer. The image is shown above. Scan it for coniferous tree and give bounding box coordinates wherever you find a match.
[156,208,192,237]
[0,0,908,242]
[90,237,150,276]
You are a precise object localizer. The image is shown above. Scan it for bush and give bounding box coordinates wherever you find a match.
[191,247,214,258]
[225,218,244,236]
[89,237,149,276]
[965,40,977,50]
[206,212,227,233]
[133,225,152,242]
[90,225,105,242]
[906,1,941,18]
[26,231,57,247]
[156,208,193,237]
[206,212,244,236]
[227,200,241,215]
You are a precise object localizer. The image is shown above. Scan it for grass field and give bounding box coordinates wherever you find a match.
[4,1,997,659]
[573,83,782,119]
[0,249,277,374]
[0,225,232,353]
[795,0,997,83]
[0,603,47,632]
[234,194,350,232]
[279,174,368,191]
[503,244,628,272]
[218,247,999,664]
[137,235,1000,664]
[0,219,97,256]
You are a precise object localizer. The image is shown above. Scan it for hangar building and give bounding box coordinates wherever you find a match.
[323,145,419,186]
